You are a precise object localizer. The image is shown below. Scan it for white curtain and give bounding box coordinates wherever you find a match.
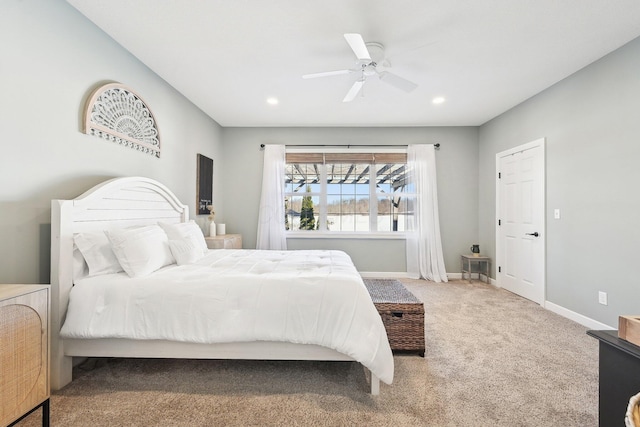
[256,145,287,250]
[406,144,448,282]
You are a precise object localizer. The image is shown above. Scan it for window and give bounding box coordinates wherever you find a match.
[284,149,413,234]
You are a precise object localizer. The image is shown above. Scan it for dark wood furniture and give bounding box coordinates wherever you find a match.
[587,329,640,426]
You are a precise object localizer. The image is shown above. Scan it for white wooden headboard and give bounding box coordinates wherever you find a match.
[49,176,188,389]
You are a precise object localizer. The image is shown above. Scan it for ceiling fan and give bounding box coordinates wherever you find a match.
[303,33,418,102]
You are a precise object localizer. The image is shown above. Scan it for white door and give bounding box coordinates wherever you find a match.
[496,139,545,304]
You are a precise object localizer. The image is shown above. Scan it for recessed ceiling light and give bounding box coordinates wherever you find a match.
[266,97,279,105]
[432,97,445,105]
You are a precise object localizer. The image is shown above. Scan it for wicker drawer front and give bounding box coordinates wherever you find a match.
[375,302,425,353]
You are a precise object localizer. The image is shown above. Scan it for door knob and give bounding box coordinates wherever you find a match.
[526,232,539,237]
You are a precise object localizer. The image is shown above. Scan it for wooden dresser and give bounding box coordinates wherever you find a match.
[0,284,50,427]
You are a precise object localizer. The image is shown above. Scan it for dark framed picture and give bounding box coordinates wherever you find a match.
[197,153,213,215]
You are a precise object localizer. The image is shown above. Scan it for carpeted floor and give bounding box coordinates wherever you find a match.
[16,279,599,426]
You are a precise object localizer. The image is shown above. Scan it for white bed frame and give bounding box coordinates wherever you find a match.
[50,177,380,394]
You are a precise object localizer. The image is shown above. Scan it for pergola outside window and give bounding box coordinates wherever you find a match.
[284,150,413,233]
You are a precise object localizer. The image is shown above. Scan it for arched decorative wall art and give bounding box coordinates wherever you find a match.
[83,83,161,157]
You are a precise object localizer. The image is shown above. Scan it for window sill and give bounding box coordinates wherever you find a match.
[286,232,407,240]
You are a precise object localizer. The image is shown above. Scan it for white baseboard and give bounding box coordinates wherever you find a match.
[361,272,465,280]
[359,272,410,278]
[544,301,615,330]
[362,272,493,282]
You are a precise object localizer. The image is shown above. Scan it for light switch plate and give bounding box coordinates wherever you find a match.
[598,291,608,305]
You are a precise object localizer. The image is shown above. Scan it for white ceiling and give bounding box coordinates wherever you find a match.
[66,0,640,127]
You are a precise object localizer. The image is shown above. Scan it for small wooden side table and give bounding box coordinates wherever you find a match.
[205,234,242,249]
[460,254,491,284]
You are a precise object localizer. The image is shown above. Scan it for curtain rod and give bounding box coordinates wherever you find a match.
[259,143,440,150]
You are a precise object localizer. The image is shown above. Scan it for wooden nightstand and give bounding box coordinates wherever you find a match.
[205,234,242,249]
[0,284,50,427]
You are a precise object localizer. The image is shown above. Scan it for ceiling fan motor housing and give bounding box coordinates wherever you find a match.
[364,42,385,64]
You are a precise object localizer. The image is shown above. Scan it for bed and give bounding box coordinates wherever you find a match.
[50,176,393,395]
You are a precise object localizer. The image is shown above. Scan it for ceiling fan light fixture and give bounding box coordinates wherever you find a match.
[363,64,377,77]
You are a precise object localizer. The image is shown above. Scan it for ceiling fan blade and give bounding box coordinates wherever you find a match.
[378,71,418,93]
[302,69,353,79]
[342,79,365,103]
[344,33,371,62]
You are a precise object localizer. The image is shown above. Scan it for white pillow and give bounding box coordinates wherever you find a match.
[159,221,208,253]
[105,225,175,277]
[74,232,123,277]
[72,244,89,281]
[168,235,205,265]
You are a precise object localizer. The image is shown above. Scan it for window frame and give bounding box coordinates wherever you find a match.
[285,147,411,239]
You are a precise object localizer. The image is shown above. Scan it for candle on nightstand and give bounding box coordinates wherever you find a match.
[216,223,226,235]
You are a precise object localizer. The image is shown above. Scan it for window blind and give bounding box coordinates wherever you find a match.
[285,152,407,164]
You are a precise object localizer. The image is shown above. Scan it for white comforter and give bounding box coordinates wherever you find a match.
[60,249,394,384]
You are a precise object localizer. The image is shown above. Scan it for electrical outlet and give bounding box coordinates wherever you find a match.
[554,209,561,219]
[598,291,608,305]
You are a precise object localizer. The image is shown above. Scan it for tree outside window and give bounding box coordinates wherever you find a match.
[299,186,316,230]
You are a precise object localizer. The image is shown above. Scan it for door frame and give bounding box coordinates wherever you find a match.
[495,138,546,305]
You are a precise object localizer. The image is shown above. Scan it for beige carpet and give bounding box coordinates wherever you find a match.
[17,279,599,426]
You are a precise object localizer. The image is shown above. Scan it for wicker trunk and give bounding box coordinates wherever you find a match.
[363,279,425,356]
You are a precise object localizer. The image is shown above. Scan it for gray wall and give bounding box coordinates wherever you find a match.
[9,0,633,329]
[478,37,640,327]
[220,127,479,273]
[0,0,223,284]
